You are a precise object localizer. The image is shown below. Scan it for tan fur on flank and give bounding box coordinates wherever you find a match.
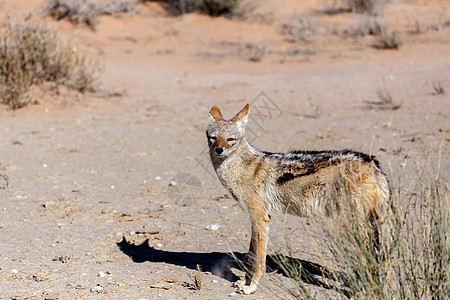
[206,104,390,295]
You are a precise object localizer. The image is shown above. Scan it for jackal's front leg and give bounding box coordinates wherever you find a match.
[237,207,269,294]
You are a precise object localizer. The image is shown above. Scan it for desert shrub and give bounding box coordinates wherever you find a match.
[281,16,325,43]
[163,0,198,15]
[163,0,247,17]
[347,15,403,49]
[378,24,402,49]
[46,0,100,29]
[101,0,139,15]
[0,22,97,109]
[349,14,384,37]
[344,0,389,16]
[46,0,138,30]
[200,0,239,16]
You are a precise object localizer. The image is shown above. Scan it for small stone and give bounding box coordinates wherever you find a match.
[229,291,237,296]
[168,180,177,187]
[155,176,162,180]
[163,275,180,283]
[98,271,106,277]
[206,224,220,230]
[156,243,163,248]
[11,269,18,274]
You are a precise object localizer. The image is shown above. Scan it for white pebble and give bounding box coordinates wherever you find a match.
[156,243,163,248]
[229,292,237,296]
[155,176,161,180]
[206,224,220,230]
[110,185,115,189]
[11,269,18,274]
[98,271,106,277]
[42,164,48,168]
[168,180,177,187]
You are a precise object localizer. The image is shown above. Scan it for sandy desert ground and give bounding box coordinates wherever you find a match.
[0,0,449,299]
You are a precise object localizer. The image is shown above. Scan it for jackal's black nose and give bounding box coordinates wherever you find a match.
[215,148,223,155]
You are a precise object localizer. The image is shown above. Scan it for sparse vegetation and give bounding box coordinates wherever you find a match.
[188,264,203,290]
[270,170,449,299]
[281,16,325,43]
[344,0,390,16]
[238,41,265,62]
[433,81,445,95]
[200,0,239,16]
[349,14,384,37]
[378,24,403,49]
[0,22,98,109]
[328,174,449,299]
[46,0,139,30]
[364,84,401,110]
[342,0,403,50]
[162,0,253,17]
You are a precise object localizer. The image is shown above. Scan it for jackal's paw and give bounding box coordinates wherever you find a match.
[239,284,257,295]
[233,279,246,289]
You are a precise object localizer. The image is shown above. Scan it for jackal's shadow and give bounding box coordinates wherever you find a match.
[117,237,344,292]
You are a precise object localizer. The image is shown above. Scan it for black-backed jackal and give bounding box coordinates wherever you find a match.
[206,104,390,294]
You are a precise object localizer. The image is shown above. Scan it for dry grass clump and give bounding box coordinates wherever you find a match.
[0,22,98,109]
[343,0,402,49]
[281,15,325,43]
[238,41,265,62]
[348,14,403,49]
[188,264,204,290]
[163,0,250,17]
[329,175,449,299]
[378,24,402,49]
[344,0,391,16]
[163,0,198,15]
[271,169,449,299]
[349,14,383,37]
[364,84,401,110]
[200,0,239,16]
[432,81,445,95]
[46,0,139,30]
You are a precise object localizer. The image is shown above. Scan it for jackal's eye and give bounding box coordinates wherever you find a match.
[227,137,235,142]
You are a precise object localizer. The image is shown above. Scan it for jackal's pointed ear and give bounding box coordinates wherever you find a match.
[231,104,250,127]
[209,105,224,124]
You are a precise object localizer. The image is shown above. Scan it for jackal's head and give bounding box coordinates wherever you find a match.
[206,104,249,158]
